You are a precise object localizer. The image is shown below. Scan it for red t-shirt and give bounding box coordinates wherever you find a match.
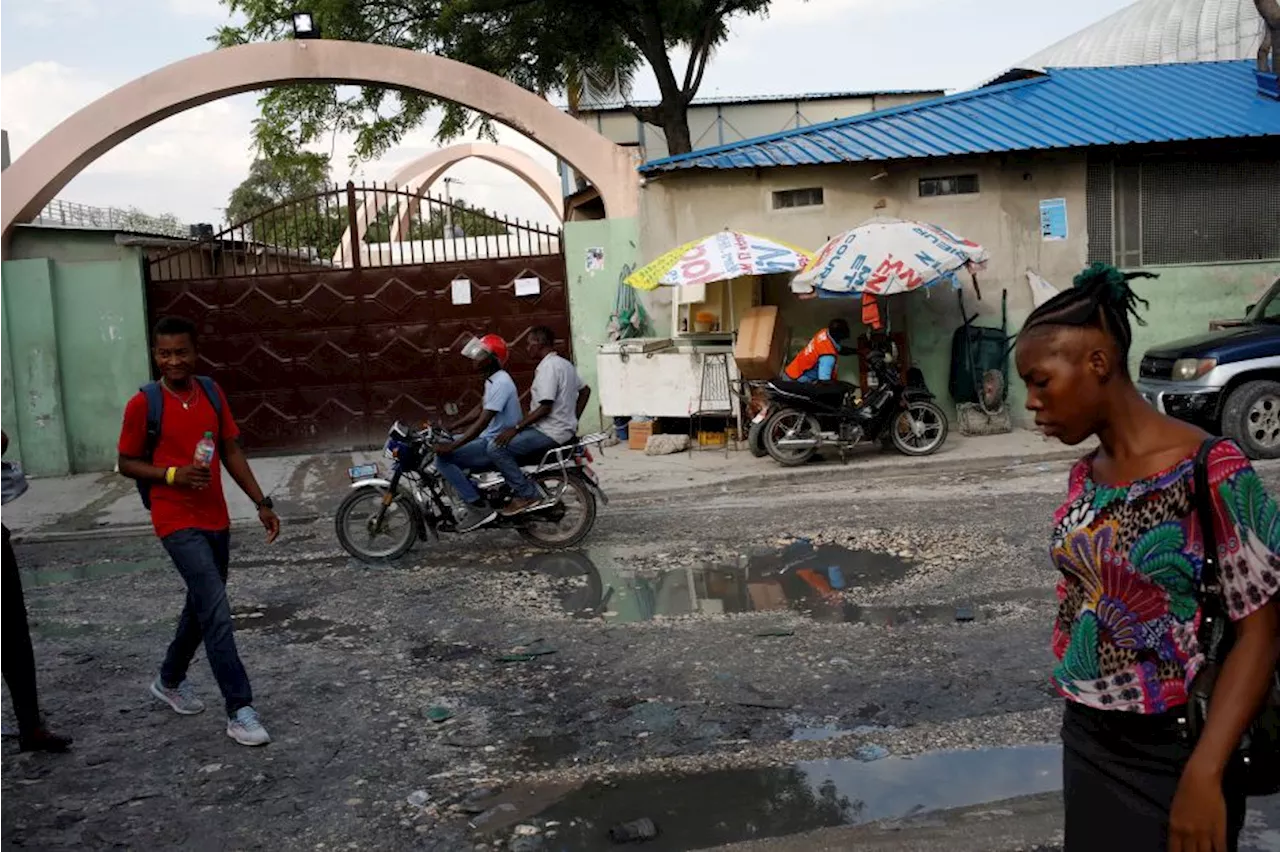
[118,382,240,539]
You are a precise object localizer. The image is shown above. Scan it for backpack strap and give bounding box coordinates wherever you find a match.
[194,376,223,440]
[141,381,165,462]
[1193,436,1228,662]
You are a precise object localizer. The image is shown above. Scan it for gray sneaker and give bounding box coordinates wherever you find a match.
[227,706,271,747]
[455,503,497,533]
[151,678,206,715]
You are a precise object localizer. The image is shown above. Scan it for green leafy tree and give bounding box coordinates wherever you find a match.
[215,0,780,161]
[225,150,347,255]
[365,199,511,241]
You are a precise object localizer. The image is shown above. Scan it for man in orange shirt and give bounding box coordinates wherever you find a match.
[783,319,853,383]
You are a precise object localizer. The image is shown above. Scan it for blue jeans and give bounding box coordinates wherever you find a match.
[486,429,559,499]
[434,438,493,505]
[159,529,252,716]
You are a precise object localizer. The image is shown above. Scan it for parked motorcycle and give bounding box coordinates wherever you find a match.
[336,421,610,561]
[753,351,948,466]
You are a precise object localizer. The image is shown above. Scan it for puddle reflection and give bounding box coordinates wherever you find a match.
[519,544,973,625]
[529,745,1062,851]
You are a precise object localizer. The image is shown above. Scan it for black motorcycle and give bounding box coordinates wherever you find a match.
[752,351,948,466]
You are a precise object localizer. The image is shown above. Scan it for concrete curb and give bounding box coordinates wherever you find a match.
[12,513,322,545]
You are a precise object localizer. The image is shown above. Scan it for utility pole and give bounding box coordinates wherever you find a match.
[442,176,464,237]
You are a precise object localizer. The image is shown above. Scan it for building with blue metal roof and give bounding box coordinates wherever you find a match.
[642,61,1279,174]
[634,59,1278,427]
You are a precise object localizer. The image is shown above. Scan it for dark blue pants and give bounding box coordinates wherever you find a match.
[159,529,252,716]
[486,429,559,498]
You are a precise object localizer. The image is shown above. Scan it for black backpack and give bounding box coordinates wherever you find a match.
[136,376,222,510]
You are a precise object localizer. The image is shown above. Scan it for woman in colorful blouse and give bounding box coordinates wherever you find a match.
[1015,263,1280,852]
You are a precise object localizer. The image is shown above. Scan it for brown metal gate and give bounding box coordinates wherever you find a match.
[145,182,570,453]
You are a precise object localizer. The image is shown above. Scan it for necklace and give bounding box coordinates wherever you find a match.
[161,379,198,410]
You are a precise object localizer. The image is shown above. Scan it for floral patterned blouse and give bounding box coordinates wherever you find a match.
[1051,440,1280,713]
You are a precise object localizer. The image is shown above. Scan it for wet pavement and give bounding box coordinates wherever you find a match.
[4,455,1280,851]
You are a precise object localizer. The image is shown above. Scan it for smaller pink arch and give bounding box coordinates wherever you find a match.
[338,142,563,262]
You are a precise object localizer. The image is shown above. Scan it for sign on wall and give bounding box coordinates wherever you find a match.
[1039,198,1068,242]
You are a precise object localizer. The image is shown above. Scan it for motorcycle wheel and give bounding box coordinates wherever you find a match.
[890,401,949,456]
[517,472,598,550]
[747,418,768,458]
[335,485,419,562]
[763,408,820,467]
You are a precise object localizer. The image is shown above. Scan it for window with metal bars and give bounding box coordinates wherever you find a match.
[918,174,980,197]
[1086,155,1280,267]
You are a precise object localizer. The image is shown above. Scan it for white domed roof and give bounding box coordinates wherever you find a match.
[1021,0,1266,68]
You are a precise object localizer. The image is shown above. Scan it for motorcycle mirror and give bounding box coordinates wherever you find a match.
[883,351,895,364]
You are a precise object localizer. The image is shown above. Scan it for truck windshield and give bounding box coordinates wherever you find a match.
[1246,279,1280,325]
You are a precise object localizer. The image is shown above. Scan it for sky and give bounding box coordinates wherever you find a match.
[0,0,1139,230]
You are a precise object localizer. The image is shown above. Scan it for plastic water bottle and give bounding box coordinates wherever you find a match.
[194,432,216,468]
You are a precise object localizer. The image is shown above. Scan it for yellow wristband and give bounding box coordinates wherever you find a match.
[165,467,177,485]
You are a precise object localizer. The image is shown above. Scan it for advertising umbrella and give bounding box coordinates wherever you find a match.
[625,230,813,291]
[791,218,988,298]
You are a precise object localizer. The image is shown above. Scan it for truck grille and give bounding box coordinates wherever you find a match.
[1139,356,1174,380]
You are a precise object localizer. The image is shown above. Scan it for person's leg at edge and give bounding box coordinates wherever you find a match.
[488,429,559,513]
[160,529,267,745]
[2,525,71,752]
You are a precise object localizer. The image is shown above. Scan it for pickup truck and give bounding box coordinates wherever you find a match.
[1136,277,1280,459]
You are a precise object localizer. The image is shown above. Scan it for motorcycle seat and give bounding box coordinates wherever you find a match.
[770,379,856,407]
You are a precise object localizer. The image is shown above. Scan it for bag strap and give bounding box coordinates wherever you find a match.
[1193,436,1230,662]
[141,382,165,462]
[194,376,223,438]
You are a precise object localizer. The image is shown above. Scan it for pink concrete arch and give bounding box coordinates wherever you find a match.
[337,142,563,262]
[1,40,639,250]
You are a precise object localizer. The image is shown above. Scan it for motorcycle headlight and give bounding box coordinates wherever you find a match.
[1171,358,1216,381]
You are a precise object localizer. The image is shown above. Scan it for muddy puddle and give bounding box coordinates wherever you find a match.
[515,745,1061,850]
[25,558,167,588]
[518,543,948,624]
[231,603,368,644]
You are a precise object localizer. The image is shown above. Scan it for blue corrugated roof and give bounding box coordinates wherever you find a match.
[640,61,1280,174]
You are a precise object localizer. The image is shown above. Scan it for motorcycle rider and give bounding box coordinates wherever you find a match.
[490,326,591,517]
[431,334,522,533]
[783,318,854,383]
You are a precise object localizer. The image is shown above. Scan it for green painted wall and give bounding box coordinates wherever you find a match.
[2,259,71,476]
[1,231,151,475]
[563,217,641,433]
[52,259,152,471]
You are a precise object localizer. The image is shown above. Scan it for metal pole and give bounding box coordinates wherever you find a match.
[346,181,362,269]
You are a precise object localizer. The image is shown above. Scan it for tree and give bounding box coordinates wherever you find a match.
[216,0,781,161]
[364,199,510,241]
[225,150,347,255]
[1257,0,1279,73]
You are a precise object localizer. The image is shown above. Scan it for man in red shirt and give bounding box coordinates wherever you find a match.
[118,316,280,747]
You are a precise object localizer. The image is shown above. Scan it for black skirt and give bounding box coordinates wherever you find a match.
[1062,701,1247,851]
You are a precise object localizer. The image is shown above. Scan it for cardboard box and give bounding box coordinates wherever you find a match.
[629,420,658,450]
[734,306,785,380]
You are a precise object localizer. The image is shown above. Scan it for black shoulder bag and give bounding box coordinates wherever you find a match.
[1186,437,1280,796]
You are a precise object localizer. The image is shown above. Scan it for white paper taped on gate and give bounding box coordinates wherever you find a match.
[514,277,541,297]
[451,278,472,305]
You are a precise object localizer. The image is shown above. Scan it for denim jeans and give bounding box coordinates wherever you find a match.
[159,528,252,716]
[486,429,559,499]
[434,438,494,505]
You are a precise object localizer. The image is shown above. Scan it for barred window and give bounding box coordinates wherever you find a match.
[772,187,824,209]
[1087,155,1280,266]
[919,174,979,197]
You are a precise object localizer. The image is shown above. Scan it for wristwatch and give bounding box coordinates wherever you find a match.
[256,496,274,511]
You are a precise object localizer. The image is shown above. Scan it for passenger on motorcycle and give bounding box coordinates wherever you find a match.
[431,334,522,533]
[783,319,855,383]
[489,326,591,517]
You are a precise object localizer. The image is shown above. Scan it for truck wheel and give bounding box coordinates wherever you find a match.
[1221,380,1280,460]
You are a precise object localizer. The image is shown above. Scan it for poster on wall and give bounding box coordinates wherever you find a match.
[450,277,472,305]
[514,276,541,297]
[1039,198,1068,241]
[585,247,605,272]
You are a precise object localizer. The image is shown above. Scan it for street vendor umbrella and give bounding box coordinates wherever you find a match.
[791,218,988,298]
[625,230,813,291]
